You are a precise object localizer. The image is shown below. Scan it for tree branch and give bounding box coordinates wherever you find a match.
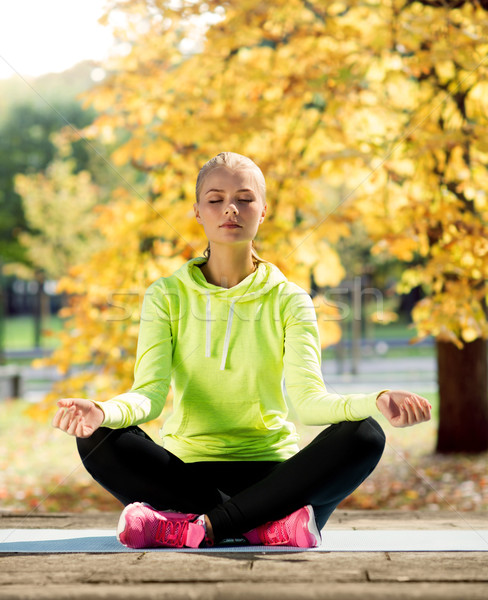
[405,0,488,9]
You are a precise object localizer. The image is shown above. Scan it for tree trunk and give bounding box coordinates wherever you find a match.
[436,338,488,453]
[33,270,49,348]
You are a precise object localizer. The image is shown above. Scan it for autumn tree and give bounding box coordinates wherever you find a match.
[0,97,94,265]
[31,0,352,420]
[349,0,488,452]
[8,131,116,348]
[14,159,104,281]
[33,0,488,453]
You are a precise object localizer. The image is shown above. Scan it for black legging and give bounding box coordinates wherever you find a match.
[77,417,385,543]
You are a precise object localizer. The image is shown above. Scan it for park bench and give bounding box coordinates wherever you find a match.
[0,364,23,399]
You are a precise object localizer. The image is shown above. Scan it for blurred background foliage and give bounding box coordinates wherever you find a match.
[1,0,488,490]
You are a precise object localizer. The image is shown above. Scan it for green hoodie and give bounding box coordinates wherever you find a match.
[93,256,382,462]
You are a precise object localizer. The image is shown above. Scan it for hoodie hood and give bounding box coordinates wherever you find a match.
[173,256,288,370]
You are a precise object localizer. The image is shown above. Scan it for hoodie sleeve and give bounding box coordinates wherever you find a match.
[282,287,383,425]
[91,281,172,428]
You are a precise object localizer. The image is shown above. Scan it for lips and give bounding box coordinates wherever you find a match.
[221,223,242,228]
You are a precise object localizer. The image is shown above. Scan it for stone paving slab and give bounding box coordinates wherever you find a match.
[1,510,487,599]
[2,581,488,600]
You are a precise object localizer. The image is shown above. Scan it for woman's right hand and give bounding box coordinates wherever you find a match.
[52,398,104,438]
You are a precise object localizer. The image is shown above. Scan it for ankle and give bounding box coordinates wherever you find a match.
[204,515,215,542]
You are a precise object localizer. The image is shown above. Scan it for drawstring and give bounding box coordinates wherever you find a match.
[204,292,238,370]
[205,292,211,358]
[220,298,238,371]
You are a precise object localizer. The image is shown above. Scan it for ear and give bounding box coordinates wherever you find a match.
[193,202,202,224]
[259,203,267,224]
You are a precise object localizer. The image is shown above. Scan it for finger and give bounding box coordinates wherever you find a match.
[75,416,88,438]
[57,398,74,409]
[59,406,77,432]
[405,404,413,426]
[418,398,431,420]
[409,397,422,424]
[76,414,92,438]
[409,396,432,423]
[76,420,86,438]
[402,399,416,426]
[423,397,433,415]
[67,412,82,436]
[411,396,431,421]
[396,403,410,427]
[52,408,64,428]
[413,394,432,412]
[77,421,91,439]
[406,396,423,422]
[55,408,69,431]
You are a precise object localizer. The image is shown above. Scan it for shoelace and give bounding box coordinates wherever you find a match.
[156,518,188,548]
[262,519,290,545]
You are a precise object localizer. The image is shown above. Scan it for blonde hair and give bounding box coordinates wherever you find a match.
[195,152,269,266]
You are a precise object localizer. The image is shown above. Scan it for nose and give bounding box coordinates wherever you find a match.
[224,202,238,215]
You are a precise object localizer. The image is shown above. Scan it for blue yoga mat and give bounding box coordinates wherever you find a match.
[1,529,488,553]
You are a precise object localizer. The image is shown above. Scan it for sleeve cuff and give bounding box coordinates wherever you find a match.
[362,390,389,417]
[90,399,125,428]
[375,389,391,409]
[347,391,386,420]
[367,391,384,416]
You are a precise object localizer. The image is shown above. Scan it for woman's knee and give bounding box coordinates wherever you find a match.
[336,417,385,460]
[355,417,386,460]
[76,426,114,462]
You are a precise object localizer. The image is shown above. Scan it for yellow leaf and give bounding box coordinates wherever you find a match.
[461,327,479,344]
[370,310,398,324]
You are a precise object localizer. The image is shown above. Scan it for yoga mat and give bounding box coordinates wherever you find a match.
[1,529,488,553]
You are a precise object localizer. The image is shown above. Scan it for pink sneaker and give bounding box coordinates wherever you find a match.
[243,505,321,548]
[117,502,208,549]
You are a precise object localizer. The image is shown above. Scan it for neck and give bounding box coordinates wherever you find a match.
[199,243,256,288]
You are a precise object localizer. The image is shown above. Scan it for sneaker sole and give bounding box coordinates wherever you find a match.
[304,505,322,548]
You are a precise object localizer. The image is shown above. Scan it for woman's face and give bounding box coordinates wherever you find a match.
[194,167,267,247]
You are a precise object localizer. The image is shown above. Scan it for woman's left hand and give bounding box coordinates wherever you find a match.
[376,390,432,428]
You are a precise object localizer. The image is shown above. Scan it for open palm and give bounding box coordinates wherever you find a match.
[52,398,104,438]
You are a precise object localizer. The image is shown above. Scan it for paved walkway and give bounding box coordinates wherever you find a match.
[322,355,438,394]
[1,510,487,599]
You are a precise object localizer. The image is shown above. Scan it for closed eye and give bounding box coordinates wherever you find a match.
[209,199,253,203]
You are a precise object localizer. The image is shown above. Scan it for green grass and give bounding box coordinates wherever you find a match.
[370,321,418,340]
[3,315,64,350]
[324,313,435,359]
[323,344,434,361]
[339,316,420,341]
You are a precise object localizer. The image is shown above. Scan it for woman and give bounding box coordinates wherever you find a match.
[52,152,431,549]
